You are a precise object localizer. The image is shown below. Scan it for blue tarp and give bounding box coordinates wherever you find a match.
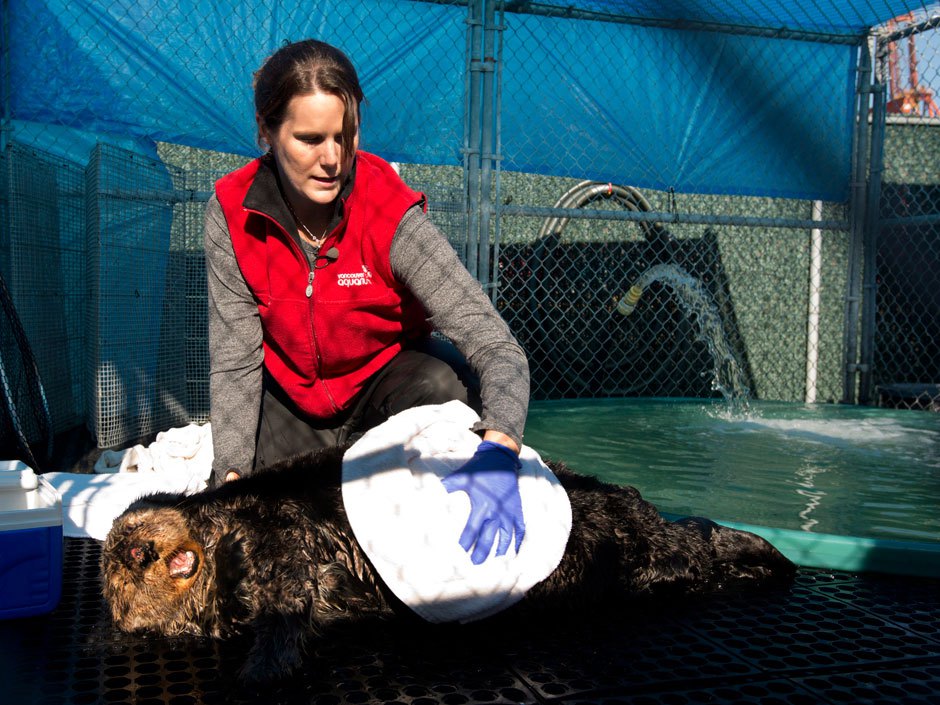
[533,1,919,37]
[7,0,466,162]
[3,0,926,201]
[500,15,857,199]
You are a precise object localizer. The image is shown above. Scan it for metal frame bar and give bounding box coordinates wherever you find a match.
[499,204,848,232]
[840,39,873,405]
[477,0,499,292]
[510,2,867,45]
[464,0,503,291]
[463,0,484,278]
[489,2,505,303]
[421,0,868,44]
[877,14,940,46]
[858,36,889,404]
[879,213,940,227]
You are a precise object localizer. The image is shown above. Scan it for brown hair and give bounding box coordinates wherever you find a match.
[253,39,364,153]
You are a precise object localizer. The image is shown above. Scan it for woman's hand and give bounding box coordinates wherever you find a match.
[441,438,526,564]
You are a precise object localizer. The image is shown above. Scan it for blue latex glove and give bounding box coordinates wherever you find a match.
[441,440,526,564]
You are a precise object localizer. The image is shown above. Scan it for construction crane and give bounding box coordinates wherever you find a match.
[885,14,940,117]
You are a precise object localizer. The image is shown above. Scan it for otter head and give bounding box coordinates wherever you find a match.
[101,505,207,635]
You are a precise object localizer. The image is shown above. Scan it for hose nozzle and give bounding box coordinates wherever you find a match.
[616,284,643,316]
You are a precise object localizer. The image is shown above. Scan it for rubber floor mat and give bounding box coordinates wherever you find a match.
[3,539,940,704]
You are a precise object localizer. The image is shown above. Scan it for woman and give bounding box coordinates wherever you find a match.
[204,39,530,564]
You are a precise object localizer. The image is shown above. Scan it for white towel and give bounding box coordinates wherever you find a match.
[342,401,572,624]
[93,423,213,487]
[45,422,214,540]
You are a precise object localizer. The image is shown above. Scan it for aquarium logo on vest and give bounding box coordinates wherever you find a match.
[337,265,374,288]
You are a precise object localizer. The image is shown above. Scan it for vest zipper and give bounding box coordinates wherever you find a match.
[302,261,339,414]
[248,207,340,414]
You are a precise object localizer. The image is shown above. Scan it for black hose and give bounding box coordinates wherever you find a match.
[524,181,676,397]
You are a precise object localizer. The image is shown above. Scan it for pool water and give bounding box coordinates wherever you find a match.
[524,398,940,544]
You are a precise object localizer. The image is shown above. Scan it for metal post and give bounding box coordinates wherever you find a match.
[841,39,873,405]
[489,1,505,305]
[859,37,889,404]
[477,0,498,292]
[464,0,484,279]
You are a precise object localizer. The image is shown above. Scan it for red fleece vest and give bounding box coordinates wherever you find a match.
[215,151,431,418]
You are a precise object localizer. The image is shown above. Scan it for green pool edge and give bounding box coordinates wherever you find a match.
[662,512,940,578]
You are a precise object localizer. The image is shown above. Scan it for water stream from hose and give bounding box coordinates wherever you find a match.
[620,264,751,412]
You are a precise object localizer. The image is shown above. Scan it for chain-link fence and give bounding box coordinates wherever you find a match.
[493,178,851,405]
[871,18,940,411]
[1,1,938,452]
[489,6,939,410]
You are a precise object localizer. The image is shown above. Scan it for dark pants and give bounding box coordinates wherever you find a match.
[253,338,481,471]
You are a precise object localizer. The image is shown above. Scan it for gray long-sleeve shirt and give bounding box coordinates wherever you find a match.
[205,196,530,474]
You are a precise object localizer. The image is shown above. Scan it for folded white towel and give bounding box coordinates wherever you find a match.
[93,423,213,490]
[93,446,149,474]
[342,400,572,624]
[46,422,214,540]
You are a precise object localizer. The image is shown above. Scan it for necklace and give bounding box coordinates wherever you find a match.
[284,197,328,248]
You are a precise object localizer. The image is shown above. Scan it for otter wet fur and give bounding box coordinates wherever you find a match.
[101,445,796,682]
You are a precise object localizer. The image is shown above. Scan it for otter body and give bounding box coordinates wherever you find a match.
[102,446,795,680]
